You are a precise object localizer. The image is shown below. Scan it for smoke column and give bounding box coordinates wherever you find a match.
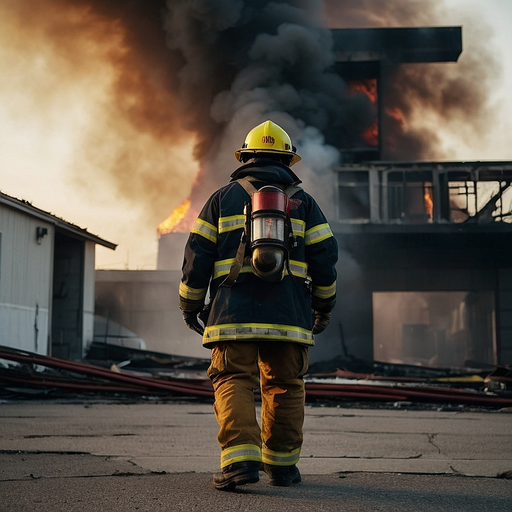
[0,0,503,262]
[163,0,378,215]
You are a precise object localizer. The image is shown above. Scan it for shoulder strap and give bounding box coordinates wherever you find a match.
[281,183,302,198]
[236,175,259,196]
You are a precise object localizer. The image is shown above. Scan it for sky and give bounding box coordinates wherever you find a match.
[1,0,511,270]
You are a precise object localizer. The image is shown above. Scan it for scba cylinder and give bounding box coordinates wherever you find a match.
[250,186,289,282]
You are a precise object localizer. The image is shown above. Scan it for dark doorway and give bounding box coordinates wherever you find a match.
[51,232,84,360]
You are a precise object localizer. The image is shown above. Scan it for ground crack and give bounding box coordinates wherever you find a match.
[427,433,441,454]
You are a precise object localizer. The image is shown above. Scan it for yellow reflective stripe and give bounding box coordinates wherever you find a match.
[305,223,333,245]
[191,218,217,243]
[213,259,252,279]
[213,259,307,279]
[221,444,262,467]
[213,258,235,279]
[262,446,301,466]
[179,282,207,302]
[286,260,308,278]
[204,323,314,345]
[312,281,336,300]
[218,214,245,234]
[291,218,305,238]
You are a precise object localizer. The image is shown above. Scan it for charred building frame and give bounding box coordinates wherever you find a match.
[324,27,512,369]
[98,25,512,370]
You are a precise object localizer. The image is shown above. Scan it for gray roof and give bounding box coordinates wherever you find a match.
[0,191,117,250]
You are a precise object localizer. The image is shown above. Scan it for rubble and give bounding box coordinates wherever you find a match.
[1,345,511,408]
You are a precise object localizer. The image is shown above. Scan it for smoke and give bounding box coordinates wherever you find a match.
[0,0,504,266]
[0,0,197,231]
[323,0,503,161]
[163,0,377,214]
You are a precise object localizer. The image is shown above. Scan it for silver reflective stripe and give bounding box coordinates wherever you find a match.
[221,444,262,467]
[262,446,301,466]
[312,281,336,300]
[213,259,235,279]
[178,282,207,302]
[291,218,305,238]
[286,260,308,278]
[204,323,314,345]
[219,214,245,234]
[213,259,306,279]
[305,223,333,245]
[191,218,217,243]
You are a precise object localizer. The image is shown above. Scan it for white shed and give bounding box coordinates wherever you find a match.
[0,192,116,359]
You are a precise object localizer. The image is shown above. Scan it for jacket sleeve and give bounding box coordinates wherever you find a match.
[303,195,338,313]
[179,193,219,312]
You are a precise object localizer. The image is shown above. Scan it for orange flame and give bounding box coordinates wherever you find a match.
[424,187,434,221]
[349,79,377,103]
[349,79,378,146]
[385,106,405,129]
[158,198,191,236]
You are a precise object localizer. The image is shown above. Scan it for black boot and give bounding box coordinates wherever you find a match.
[213,461,260,491]
[263,464,301,486]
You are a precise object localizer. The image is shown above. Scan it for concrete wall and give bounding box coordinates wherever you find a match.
[499,269,512,364]
[95,270,207,359]
[94,269,347,365]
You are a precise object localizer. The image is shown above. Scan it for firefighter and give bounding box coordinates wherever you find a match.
[179,120,338,490]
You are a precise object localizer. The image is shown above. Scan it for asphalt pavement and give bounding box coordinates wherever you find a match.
[0,397,511,511]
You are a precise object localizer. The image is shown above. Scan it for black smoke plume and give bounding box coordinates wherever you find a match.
[1,0,501,221]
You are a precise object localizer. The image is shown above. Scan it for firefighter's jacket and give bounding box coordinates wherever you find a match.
[179,158,338,347]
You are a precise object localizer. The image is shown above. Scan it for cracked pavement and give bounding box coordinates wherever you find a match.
[0,399,511,511]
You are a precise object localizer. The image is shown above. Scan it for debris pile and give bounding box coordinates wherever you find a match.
[1,345,511,408]
[0,345,213,399]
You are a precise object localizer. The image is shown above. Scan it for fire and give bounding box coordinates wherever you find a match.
[158,198,191,236]
[349,79,378,146]
[385,107,405,129]
[360,122,378,147]
[424,186,434,221]
[349,79,377,104]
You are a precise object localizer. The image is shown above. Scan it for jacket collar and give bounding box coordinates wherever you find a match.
[230,158,302,185]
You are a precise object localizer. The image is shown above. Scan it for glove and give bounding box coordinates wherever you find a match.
[312,311,331,335]
[182,310,204,336]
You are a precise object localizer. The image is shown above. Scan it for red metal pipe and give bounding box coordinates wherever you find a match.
[2,347,511,406]
[0,348,214,397]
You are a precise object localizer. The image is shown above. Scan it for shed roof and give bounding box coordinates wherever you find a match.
[0,191,117,250]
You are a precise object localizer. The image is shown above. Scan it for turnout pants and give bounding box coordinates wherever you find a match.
[207,340,309,469]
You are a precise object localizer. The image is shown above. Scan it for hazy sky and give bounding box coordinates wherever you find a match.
[1,0,511,270]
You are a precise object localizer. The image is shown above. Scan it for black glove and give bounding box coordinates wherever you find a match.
[312,311,331,335]
[182,310,204,336]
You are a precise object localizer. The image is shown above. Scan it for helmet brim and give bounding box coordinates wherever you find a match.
[235,148,301,166]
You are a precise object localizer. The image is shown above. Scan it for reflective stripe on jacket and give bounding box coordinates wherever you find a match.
[179,159,338,347]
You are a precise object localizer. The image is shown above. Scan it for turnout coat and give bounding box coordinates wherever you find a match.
[179,158,338,348]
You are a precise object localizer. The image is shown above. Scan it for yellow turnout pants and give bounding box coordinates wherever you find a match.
[207,341,309,469]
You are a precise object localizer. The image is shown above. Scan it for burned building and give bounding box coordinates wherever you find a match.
[331,160,512,369]
[325,27,512,369]
[152,26,512,369]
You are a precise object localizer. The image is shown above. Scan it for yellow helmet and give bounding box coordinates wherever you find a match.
[235,120,301,166]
